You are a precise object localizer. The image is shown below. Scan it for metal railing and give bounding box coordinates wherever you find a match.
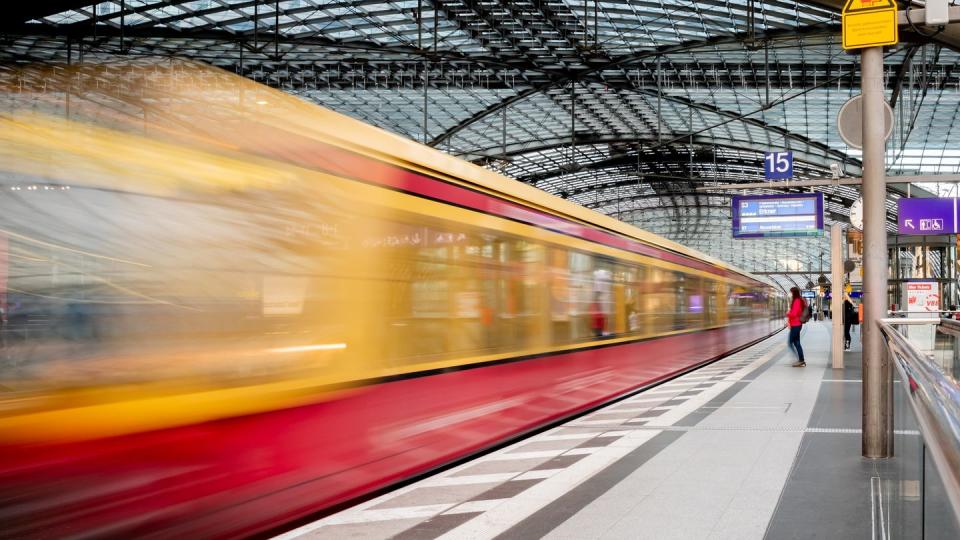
[940,318,960,335]
[877,318,960,518]
[886,310,960,317]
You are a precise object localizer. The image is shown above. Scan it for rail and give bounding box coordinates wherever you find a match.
[886,310,960,317]
[876,318,960,518]
[940,317,960,335]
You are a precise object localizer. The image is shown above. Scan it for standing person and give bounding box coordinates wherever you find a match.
[786,287,806,367]
[843,296,856,350]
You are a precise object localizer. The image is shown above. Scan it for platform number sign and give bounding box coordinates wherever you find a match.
[764,151,793,180]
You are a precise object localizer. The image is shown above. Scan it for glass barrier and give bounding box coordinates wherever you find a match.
[878,320,960,538]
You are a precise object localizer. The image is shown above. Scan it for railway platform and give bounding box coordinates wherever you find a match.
[278,321,940,539]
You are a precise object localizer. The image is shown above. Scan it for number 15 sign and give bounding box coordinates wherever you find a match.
[764,151,793,180]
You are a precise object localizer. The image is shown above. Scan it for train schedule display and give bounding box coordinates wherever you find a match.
[731,193,825,239]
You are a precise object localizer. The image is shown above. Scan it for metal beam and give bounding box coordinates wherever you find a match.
[468,134,859,173]
[697,174,960,191]
[751,271,834,275]
[427,25,840,147]
[896,6,960,25]
[800,0,960,52]
[889,44,920,109]
[3,1,94,25]
[1,21,527,72]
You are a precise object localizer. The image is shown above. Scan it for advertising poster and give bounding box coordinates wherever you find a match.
[906,281,940,314]
[905,281,940,351]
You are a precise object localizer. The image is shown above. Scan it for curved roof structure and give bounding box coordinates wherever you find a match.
[3,0,959,291]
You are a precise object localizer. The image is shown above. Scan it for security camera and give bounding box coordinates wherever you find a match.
[830,163,841,180]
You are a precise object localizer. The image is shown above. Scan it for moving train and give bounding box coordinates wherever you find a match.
[0,61,783,538]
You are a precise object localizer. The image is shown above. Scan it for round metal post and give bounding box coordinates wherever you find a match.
[831,223,844,369]
[861,46,893,458]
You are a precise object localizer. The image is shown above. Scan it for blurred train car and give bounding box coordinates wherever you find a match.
[0,61,784,538]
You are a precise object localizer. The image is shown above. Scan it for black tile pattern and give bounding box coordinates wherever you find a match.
[575,436,620,449]
[472,479,542,501]
[533,454,587,470]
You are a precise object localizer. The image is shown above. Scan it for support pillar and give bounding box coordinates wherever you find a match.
[861,46,893,458]
[831,223,844,369]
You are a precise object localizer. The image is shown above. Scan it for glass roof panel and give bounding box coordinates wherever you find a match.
[6,0,958,274]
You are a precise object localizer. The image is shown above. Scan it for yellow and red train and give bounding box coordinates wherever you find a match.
[0,61,782,538]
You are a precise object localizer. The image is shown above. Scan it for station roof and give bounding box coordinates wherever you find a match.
[3,1,960,291]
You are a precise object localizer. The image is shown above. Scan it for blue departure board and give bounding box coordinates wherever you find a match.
[731,193,824,238]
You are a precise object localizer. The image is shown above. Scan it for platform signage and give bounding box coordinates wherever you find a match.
[897,197,958,234]
[842,0,898,50]
[731,193,824,239]
[763,151,793,180]
[906,281,940,313]
[801,291,816,299]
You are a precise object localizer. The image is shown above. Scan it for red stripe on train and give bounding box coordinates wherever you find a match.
[0,322,776,538]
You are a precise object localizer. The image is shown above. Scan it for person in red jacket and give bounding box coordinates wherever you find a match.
[786,287,806,367]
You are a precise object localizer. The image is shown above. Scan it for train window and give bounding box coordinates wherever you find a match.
[713,282,729,326]
[592,258,614,337]
[703,279,718,327]
[568,251,593,341]
[548,247,573,345]
[502,239,547,350]
[614,264,636,336]
[644,267,678,334]
[682,275,706,330]
[0,184,752,392]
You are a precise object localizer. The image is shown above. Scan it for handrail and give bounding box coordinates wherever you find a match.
[878,317,942,325]
[939,318,960,333]
[887,310,960,315]
[876,320,960,518]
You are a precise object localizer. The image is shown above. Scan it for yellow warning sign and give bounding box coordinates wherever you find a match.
[844,0,895,11]
[842,0,898,50]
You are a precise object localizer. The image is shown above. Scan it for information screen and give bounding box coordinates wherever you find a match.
[732,193,824,238]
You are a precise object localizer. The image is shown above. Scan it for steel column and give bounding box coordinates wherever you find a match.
[831,223,844,369]
[861,46,893,458]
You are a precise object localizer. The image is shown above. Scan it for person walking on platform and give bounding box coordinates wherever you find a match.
[786,287,806,367]
[843,296,856,350]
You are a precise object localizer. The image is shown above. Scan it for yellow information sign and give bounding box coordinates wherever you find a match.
[842,0,898,50]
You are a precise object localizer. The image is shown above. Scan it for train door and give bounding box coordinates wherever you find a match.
[714,281,729,326]
[619,264,642,335]
[568,251,593,340]
[514,239,548,349]
[645,266,678,334]
[548,247,572,345]
[592,257,614,337]
[683,275,706,330]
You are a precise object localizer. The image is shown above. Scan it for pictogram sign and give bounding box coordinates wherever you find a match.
[842,0,898,50]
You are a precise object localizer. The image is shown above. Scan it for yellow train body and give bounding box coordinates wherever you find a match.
[0,61,778,443]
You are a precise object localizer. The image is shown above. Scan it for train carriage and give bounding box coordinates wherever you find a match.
[0,61,782,538]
